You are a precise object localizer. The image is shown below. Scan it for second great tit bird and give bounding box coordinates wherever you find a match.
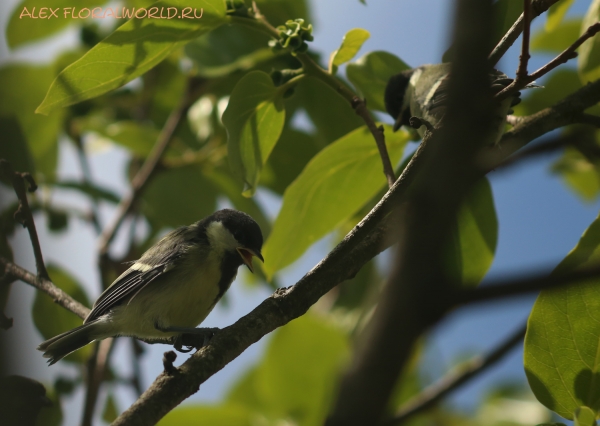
[384,63,535,145]
[38,209,264,365]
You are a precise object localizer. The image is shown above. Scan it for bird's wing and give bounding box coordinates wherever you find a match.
[84,227,196,323]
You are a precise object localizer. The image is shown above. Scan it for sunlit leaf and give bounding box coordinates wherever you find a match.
[329,28,370,72]
[444,177,498,286]
[33,265,91,364]
[346,51,410,112]
[7,0,111,48]
[546,0,576,31]
[223,71,285,197]
[158,404,255,426]
[532,19,582,54]
[263,125,409,277]
[579,0,600,83]
[525,213,600,419]
[574,406,597,426]
[225,314,348,423]
[36,0,226,114]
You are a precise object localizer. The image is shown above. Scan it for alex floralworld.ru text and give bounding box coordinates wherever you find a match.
[19,7,204,19]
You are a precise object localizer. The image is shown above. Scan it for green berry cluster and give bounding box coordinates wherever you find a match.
[269,19,314,54]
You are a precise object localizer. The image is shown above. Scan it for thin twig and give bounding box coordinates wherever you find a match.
[81,338,114,426]
[353,98,395,187]
[384,323,527,425]
[496,22,600,101]
[488,0,560,66]
[0,257,89,319]
[528,22,600,81]
[455,262,600,305]
[515,0,532,81]
[0,160,48,280]
[97,81,193,256]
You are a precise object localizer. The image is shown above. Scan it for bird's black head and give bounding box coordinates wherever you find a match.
[213,209,263,257]
[384,69,415,131]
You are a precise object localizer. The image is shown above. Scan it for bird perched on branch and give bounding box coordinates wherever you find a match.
[38,209,264,365]
[384,63,537,144]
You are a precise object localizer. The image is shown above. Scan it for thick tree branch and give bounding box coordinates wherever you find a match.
[0,258,89,319]
[385,323,527,425]
[111,59,600,426]
[327,0,497,423]
[0,160,48,280]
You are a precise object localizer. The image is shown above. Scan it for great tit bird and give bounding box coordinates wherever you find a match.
[38,209,264,365]
[384,63,534,145]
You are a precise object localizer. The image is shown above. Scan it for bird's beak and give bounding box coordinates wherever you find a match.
[236,247,264,273]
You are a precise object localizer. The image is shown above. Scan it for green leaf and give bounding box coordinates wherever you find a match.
[552,145,600,202]
[184,23,275,78]
[7,0,110,48]
[141,165,218,229]
[532,19,582,54]
[579,0,600,83]
[346,51,410,112]
[35,386,62,426]
[158,404,255,426]
[226,314,348,423]
[262,125,409,277]
[223,71,285,196]
[0,116,35,177]
[259,128,320,195]
[102,393,119,423]
[329,28,370,72]
[36,0,227,115]
[256,315,348,423]
[297,76,364,145]
[546,0,576,31]
[0,64,63,180]
[493,0,523,45]
[33,265,91,364]
[444,177,498,286]
[525,213,600,419]
[253,0,311,25]
[574,406,598,426]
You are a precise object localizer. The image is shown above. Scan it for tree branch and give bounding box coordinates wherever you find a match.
[0,258,89,319]
[515,0,532,82]
[0,160,48,280]
[496,22,600,101]
[111,59,600,426]
[385,323,527,425]
[488,0,560,66]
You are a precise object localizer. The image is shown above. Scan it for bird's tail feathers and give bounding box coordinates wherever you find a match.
[37,319,105,365]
